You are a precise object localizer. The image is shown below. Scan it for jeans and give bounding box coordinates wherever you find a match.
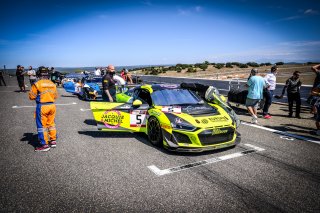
[263,90,274,115]
[287,92,301,116]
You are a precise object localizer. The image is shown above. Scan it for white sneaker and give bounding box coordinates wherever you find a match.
[251,117,258,124]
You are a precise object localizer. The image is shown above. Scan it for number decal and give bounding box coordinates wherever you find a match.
[130,110,147,127]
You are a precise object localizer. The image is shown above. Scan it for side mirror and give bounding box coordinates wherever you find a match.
[220,95,226,102]
[133,99,142,106]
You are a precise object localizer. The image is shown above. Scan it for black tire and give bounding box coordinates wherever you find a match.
[147,117,163,147]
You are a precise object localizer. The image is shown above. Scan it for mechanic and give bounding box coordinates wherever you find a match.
[102,65,117,102]
[263,65,278,119]
[29,66,58,152]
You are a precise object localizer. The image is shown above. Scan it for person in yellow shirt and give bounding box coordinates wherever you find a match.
[29,66,58,152]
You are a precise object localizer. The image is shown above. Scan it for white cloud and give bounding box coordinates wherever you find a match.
[304,9,319,15]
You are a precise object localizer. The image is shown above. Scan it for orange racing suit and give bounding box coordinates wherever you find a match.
[29,79,58,145]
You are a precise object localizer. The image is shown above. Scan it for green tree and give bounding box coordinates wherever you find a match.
[199,64,208,71]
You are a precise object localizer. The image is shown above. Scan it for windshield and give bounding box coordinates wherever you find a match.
[151,89,202,106]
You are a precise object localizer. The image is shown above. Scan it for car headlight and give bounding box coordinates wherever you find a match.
[166,113,198,132]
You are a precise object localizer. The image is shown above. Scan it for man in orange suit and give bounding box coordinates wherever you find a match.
[29,66,58,152]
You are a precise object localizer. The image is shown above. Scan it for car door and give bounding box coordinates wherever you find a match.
[90,88,151,132]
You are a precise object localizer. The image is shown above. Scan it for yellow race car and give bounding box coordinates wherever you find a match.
[90,83,241,152]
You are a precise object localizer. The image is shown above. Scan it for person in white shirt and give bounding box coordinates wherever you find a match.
[263,65,278,119]
[94,67,101,76]
[27,66,37,85]
[74,79,82,94]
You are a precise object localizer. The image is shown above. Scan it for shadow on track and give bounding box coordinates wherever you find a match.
[78,130,237,157]
[21,133,39,148]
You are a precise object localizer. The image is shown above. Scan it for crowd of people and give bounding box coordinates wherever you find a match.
[244,64,320,135]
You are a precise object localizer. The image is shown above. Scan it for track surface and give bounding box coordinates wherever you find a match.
[0,77,319,212]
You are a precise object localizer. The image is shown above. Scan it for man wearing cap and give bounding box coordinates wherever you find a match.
[102,65,117,102]
[29,66,58,152]
[245,68,266,124]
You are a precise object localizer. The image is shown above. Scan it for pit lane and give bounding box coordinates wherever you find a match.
[1,77,320,212]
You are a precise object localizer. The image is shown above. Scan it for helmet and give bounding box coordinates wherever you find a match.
[124,69,129,74]
[38,66,49,76]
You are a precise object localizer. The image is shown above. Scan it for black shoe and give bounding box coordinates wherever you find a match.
[295,115,301,119]
[288,114,293,117]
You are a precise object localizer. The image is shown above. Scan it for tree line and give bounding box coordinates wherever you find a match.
[130,61,287,75]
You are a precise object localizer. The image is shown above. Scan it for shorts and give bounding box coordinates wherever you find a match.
[245,98,261,108]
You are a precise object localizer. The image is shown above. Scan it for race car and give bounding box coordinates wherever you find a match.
[90,83,241,152]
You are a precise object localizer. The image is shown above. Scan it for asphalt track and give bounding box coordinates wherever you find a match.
[1,76,320,212]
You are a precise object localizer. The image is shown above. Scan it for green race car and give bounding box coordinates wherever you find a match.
[90,83,241,152]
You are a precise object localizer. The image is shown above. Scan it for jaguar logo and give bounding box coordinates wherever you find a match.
[212,128,228,135]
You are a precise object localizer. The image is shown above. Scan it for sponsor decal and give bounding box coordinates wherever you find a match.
[175,117,182,124]
[149,110,161,117]
[185,106,211,113]
[130,110,148,127]
[161,124,171,130]
[212,128,228,135]
[161,106,181,114]
[101,110,124,129]
[119,104,131,109]
[159,84,178,89]
[208,117,228,122]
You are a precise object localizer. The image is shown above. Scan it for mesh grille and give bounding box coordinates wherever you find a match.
[198,127,235,145]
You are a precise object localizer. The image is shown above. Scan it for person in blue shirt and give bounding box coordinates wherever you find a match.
[245,69,266,124]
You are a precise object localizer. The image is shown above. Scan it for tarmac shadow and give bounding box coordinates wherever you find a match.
[84,119,97,126]
[14,90,30,93]
[21,133,39,148]
[61,94,77,98]
[263,125,320,141]
[78,130,235,156]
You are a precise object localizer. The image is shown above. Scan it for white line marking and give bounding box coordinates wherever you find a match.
[148,144,265,176]
[12,102,77,109]
[241,121,320,145]
[80,108,91,111]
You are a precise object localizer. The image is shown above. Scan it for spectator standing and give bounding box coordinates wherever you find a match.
[263,65,278,119]
[279,71,302,118]
[102,65,117,102]
[311,64,320,89]
[29,66,58,152]
[122,69,133,84]
[16,65,26,92]
[245,69,266,124]
[27,66,37,85]
[0,70,6,86]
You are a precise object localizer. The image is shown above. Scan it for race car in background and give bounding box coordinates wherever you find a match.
[62,74,134,102]
[90,83,241,152]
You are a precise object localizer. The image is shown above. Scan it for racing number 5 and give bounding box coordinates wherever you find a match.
[136,114,142,124]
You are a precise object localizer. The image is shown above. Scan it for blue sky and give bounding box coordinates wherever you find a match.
[1,0,319,68]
